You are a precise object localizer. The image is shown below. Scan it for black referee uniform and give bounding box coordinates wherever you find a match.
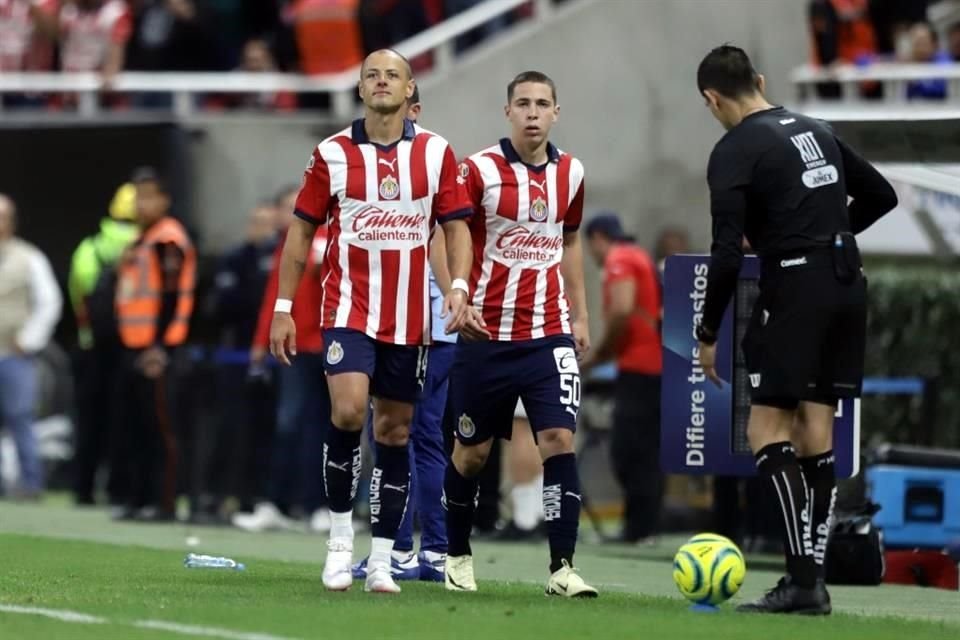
[695,45,897,615]
[700,107,895,406]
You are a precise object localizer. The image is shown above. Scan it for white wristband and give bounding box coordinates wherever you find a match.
[450,278,469,295]
[274,298,293,313]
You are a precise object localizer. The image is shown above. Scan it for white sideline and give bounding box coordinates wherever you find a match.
[0,604,300,640]
[135,620,299,640]
[0,604,106,623]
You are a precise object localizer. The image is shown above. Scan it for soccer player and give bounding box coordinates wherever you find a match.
[269,49,486,594]
[442,71,598,598]
[694,45,897,614]
[351,85,457,582]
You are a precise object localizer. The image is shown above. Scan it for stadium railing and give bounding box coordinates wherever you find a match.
[0,0,551,120]
[790,62,960,104]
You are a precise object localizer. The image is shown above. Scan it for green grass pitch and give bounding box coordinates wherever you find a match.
[1,502,958,640]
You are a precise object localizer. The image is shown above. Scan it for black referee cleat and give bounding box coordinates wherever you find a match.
[736,576,831,615]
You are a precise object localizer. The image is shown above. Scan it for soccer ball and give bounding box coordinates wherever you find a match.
[672,533,746,606]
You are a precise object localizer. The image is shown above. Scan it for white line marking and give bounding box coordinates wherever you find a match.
[782,471,804,559]
[771,474,797,556]
[0,603,300,640]
[135,620,300,640]
[0,604,105,624]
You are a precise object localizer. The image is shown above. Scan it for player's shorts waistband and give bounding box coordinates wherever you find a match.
[762,248,832,273]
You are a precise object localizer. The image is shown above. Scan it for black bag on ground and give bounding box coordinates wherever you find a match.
[825,505,885,585]
[825,465,885,585]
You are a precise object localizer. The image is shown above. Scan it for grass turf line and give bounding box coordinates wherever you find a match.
[1,535,957,640]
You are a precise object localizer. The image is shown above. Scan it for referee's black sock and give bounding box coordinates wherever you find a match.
[543,453,580,574]
[443,463,478,557]
[799,451,837,583]
[755,441,817,588]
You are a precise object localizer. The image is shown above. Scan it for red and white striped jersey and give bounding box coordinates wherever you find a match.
[59,0,131,72]
[461,139,585,341]
[294,118,472,345]
[0,0,58,72]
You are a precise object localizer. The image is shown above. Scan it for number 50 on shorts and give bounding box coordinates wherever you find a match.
[554,347,581,418]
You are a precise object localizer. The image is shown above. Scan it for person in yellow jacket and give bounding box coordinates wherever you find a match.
[68,183,138,506]
[68,183,139,350]
[113,167,196,521]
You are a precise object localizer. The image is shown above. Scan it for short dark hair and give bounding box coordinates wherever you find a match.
[507,71,557,103]
[130,166,169,194]
[585,212,634,242]
[409,84,420,105]
[362,48,413,80]
[697,45,761,99]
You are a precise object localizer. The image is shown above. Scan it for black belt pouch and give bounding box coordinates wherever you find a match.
[832,232,860,284]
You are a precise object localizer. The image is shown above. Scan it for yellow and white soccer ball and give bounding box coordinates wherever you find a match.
[672,533,746,606]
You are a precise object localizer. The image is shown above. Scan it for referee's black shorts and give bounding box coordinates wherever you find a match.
[741,251,867,409]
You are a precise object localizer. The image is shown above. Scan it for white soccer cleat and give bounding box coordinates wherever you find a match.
[322,537,354,591]
[444,555,477,592]
[545,560,599,598]
[364,565,402,593]
[231,502,298,533]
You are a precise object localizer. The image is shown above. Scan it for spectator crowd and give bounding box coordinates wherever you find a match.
[0,0,563,110]
[808,0,960,100]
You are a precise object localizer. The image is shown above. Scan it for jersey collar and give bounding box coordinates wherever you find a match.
[499,138,560,165]
[351,118,417,145]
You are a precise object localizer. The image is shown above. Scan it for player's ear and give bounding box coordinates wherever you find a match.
[503,103,510,119]
[756,74,766,95]
[702,90,719,110]
[552,104,560,122]
[406,80,415,101]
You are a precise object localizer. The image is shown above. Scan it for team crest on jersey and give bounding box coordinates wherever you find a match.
[379,174,399,200]
[457,162,469,185]
[327,340,344,365]
[529,196,548,222]
[458,413,476,438]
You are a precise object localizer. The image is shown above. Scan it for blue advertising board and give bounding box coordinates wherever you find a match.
[660,254,859,478]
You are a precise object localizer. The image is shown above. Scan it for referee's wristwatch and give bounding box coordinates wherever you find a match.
[695,323,717,346]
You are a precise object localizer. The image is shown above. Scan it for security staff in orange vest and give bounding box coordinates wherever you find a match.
[113,167,196,521]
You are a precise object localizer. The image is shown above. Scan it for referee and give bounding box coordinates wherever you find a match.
[694,45,897,615]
